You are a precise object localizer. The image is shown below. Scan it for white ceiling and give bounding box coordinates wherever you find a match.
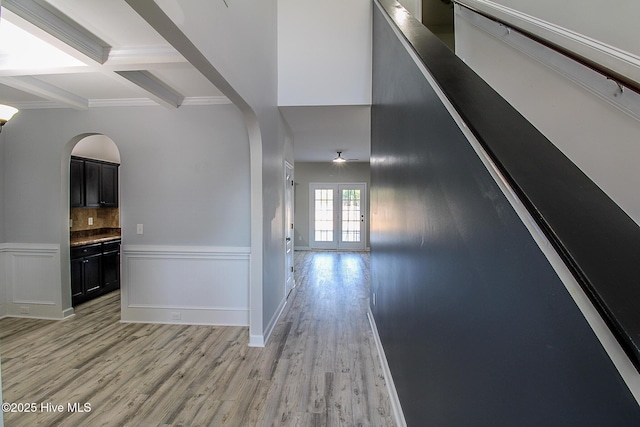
[280,105,371,163]
[0,0,371,163]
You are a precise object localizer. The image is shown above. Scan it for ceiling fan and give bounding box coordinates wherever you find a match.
[333,151,358,163]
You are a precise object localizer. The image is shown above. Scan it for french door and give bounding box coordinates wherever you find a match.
[310,183,366,250]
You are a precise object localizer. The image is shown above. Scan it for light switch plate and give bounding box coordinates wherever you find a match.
[137,224,143,234]
[88,217,93,225]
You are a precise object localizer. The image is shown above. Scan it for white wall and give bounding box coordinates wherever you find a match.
[487,0,639,56]
[71,134,120,163]
[5,105,250,246]
[1,104,251,321]
[457,0,640,85]
[153,0,292,345]
[0,132,5,243]
[294,162,371,249]
[277,0,372,106]
[456,9,640,226]
[399,0,421,21]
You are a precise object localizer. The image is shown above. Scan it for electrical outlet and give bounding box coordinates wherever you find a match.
[171,312,181,320]
[137,224,144,234]
[88,217,94,225]
[20,306,29,314]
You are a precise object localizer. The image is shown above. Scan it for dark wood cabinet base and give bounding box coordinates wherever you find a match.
[71,239,120,306]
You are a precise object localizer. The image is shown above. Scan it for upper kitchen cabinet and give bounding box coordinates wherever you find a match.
[70,157,85,207]
[99,162,119,207]
[71,156,119,208]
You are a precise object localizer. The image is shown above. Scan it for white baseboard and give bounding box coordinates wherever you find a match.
[368,308,407,427]
[260,296,288,347]
[249,333,265,347]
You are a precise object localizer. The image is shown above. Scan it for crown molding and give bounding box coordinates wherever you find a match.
[0,75,88,110]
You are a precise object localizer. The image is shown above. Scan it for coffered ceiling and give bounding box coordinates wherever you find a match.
[0,0,372,163]
[0,0,227,110]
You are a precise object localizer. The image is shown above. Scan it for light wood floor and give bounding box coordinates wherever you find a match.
[0,251,393,426]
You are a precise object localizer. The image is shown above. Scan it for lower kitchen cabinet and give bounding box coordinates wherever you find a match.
[71,240,120,306]
[102,241,121,292]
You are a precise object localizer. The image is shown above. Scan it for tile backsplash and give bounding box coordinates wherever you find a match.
[70,207,119,231]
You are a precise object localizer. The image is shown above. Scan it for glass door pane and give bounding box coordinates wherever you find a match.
[341,189,361,243]
[314,188,334,242]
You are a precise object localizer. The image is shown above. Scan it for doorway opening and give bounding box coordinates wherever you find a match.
[309,183,367,251]
[68,135,121,308]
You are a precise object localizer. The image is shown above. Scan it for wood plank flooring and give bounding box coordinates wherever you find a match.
[0,251,394,426]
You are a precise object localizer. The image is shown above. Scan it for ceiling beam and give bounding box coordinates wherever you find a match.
[106,46,186,69]
[0,75,88,109]
[124,0,250,112]
[115,70,184,109]
[2,0,110,64]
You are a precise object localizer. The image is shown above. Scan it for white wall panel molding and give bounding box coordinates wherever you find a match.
[0,251,6,319]
[0,243,68,319]
[456,6,640,123]
[122,245,250,326]
[456,0,640,86]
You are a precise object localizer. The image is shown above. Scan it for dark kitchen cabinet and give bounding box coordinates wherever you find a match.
[71,240,120,306]
[70,158,85,207]
[100,163,119,207]
[71,156,119,208]
[71,243,103,305]
[84,160,101,207]
[101,241,121,292]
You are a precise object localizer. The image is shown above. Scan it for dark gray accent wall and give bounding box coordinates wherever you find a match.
[370,3,640,426]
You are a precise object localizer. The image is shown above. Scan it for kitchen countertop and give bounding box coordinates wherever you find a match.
[70,229,121,247]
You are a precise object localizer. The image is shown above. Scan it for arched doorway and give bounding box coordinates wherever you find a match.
[64,134,121,309]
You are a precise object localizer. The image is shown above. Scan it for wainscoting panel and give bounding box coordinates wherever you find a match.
[1,243,66,319]
[121,245,251,326]
[0,251,6,318]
